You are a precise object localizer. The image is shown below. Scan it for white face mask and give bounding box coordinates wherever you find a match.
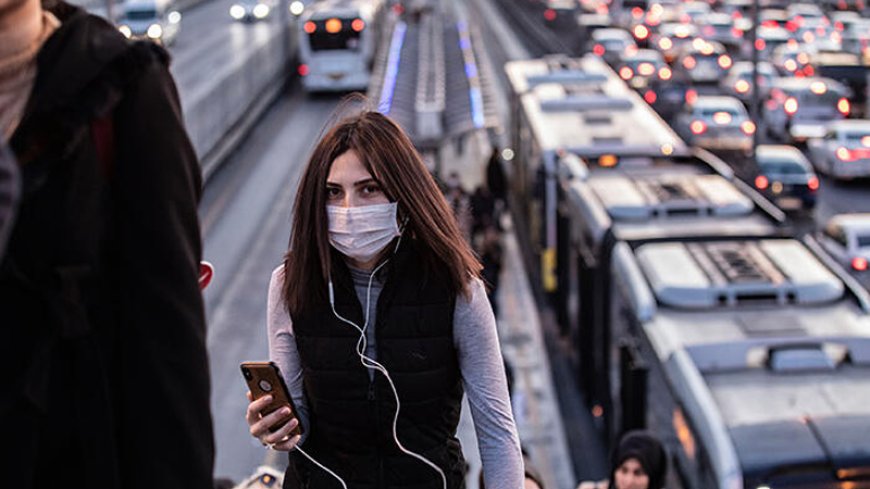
[327,203,401,264]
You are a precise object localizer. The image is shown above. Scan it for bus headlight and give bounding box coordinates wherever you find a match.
[118,25,132,38]
[253,3,270,18]
[147,23,163,39]
[230,4,245,19]
[289,0,304,16]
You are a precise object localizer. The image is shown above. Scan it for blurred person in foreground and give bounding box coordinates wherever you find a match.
[245,108,523,488]
[577,430,667,489]
[0,0,214,487]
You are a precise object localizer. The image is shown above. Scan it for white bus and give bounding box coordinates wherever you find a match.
[297,0,386,92]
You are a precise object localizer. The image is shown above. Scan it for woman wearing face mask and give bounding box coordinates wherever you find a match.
[577,431,667,489]
[244,109,524,489]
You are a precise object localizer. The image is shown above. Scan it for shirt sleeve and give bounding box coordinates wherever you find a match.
[267,266,310,442]
[454,278,524,489]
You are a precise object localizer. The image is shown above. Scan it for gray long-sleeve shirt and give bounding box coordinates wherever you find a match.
[267,265,524,489]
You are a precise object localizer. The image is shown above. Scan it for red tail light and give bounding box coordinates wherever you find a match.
[853,257,869,271]
[303,21,316,33]
[544,9,556,21]
[807,176,819,191]
[644,90,657,104]
[755,175,769,190]
[351,18,365,32]
[735,79,750,93]
[718,54,732,69]
[732,27,742,38]
[659,66,672,80]
[741,121,756,135]
[593,44,605,56]
[755,38,766,51]
[683,56,697,69]
[634,24,650,40]
[690,120,707,135]
[297,64,309,76]
[619,67,633,80]
[837,147,854,161]
[838,97,851,116]
[686,89,698,104]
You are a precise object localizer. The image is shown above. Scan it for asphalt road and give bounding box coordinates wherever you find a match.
[198,87,339,481]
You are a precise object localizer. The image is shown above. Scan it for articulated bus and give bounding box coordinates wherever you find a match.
[602,231,870,488]
[504,54,689,295]
[297,0,386,92]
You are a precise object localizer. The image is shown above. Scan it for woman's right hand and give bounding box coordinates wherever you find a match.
[245,391,302,451]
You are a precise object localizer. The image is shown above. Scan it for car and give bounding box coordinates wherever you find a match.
[807,120,870,180]
[229,0,277,21]
[616,48,670,90]
[752,144,819,210]
[673,39,732,84]
[649,22,697,63]
[771,43,814,77]
[743,25,793,60]
[591,28,638,65]
[720,61,776,103]
[674,95,756,152]
[695,12,744,50]
[117,0,181,46]
[764,77,851,143]
[818,213,870,287]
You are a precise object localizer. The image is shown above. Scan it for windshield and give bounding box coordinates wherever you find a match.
[307,18,362,51]
[843,132,870,147]
[125,8,157,20]
[858,235,870,248]
[700,108,742,117]
[759,160,806,174]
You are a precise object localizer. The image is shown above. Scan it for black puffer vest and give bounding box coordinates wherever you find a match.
[287,241,465,489]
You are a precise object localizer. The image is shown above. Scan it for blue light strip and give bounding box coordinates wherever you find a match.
[378,21,407,115]
[456,21,485,129]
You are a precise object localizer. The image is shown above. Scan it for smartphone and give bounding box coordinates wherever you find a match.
[240,361,304,437]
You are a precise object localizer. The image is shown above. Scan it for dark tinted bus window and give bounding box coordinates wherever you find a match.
[309,18,362,51]
[126,8,157,20]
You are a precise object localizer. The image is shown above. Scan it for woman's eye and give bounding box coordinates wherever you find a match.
[363,184,381,195]
[326,187,341,199]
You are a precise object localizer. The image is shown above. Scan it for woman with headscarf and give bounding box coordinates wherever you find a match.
[577,430,667,489]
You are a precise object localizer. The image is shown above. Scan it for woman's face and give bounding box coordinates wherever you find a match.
[326,150,389,208]
[614,458,649,489]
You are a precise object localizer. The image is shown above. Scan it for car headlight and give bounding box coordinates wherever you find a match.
[118,25,132,38]
[147,23,163,39]
[230,4,245,19]
[289,0,304,16]
[253,3,270,18]
[168,11,181,24]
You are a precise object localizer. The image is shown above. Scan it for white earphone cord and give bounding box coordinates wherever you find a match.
[313,234,447,489]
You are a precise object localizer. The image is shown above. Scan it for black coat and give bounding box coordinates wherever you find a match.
[0,2,214,488]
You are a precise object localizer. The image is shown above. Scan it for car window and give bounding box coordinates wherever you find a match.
[760,160,806,174]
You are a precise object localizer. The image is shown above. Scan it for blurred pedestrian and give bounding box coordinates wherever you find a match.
[486,147,507,207]
[471,184,497,237]
[479,223,503,317]
[577,430,667,489]
[0,0,214,487]
[445,170,473,241]
[245,109,523,488]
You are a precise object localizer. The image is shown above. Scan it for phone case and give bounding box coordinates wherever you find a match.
[240,361,304,436]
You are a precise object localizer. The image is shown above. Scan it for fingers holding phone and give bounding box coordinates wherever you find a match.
[241,361,305,451]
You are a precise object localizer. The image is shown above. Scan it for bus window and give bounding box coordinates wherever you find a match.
[308,19,362,51]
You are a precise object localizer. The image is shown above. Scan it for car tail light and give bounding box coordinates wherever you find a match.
[659,66,672,80]
[838,97,851,116]
[659,37,673,50]
[786,20,798,32]
[634,24,650,40]
[735,80,750,93]
[351,18,365,32]
[593,44,605,56]
[807,176,819,191]
[755,175,769,190]
[544,9,556,21]
[803,65,815,76]
[683,56,697,69]
[703,26,714,37]
[784,97,799,115]
[732,27,742,38]
[686,89,698,104]
[835,21,844,32]
[853,257,869,271]
[644,90,657,104]
[755,38,766,51]
[638,63,655,76]
[304,21,316,33]
[631,7,643,19]
[741,120,756,134]
[718,55,732,69]
[298,63,309,76]
[837,147,854,161]
[784,59,798,72]
[620,66,634,80]
[690,120,707,135]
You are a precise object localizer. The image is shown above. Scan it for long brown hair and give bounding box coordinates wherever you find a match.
[283,110,481,316]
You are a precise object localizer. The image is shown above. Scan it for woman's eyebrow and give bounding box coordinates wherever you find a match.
[353,178,378,187]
